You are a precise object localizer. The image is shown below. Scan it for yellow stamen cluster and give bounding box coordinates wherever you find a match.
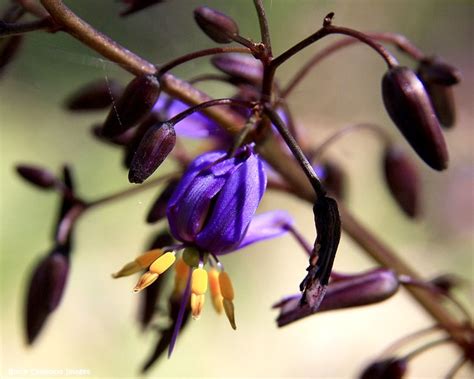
[113,248,237,329]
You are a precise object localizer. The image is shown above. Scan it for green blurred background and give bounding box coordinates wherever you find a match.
[1,0,473,377]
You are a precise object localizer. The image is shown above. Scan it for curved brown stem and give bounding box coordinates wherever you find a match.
[281,32,424,98]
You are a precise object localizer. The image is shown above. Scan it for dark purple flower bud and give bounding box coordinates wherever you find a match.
[300,196,341,310]
[194,6,239,44]
[16,164,57,189]
[276,269,399,326]
[383,146,420,218]
[123,113,161,168]
[139,230,175,329]
[0,35,23,76]
[211,53,263,85]
[25,250,69,344]
[65,79,124,111]
[91,124,137,147]
[315,161,346,199]
[382,66,448,170]
[417,57,459,129]
[418,56,461,86]
[146,180,179,223]
[360,357,408,379]
[120,0,166,17]
[102,75,161,138]
[167,145,267,254]
[128,121,176,183]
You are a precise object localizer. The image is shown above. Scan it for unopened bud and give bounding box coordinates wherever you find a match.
[123,113,160,168]
[430,274,462,294]
[383,146,420,218]
[25,251,69,344]
[382,66,448,170]
[194,6,239,44]
[360,357,408,379]
[102,75,161,137]
[417,58,459,129]
[211,53,263,85]
[65,79,124,111]
[16,165,57,189]
[276,269,399,326]
[418,56,461,86]
[128,122,176,183]
[146,179,179,223]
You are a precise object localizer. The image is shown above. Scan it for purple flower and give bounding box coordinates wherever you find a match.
[167,145,267,254]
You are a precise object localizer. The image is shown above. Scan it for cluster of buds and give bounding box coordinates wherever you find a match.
[4,0,472,377]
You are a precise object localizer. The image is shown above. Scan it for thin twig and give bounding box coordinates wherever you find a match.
[253,0,272,56]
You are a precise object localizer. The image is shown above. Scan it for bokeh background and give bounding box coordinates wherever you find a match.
[1,0,473,377]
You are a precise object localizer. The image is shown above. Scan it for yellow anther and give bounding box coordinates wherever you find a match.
[219,271,234,300]
[223,298,236,330]
[133,272,159,292]
[209,268,223,314]
[191,293,205,320]
[149,252,176,274]
[174,257,190,280]
[192,268,208,295]
[112,249,164,278]
[135,249,163,267]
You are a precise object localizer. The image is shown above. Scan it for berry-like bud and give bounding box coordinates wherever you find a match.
[211,53,263,85]
[65,79,124,111]
[382,66,448,170]
[418,57,459,129]
[16,165,57,189]
[418,56,461,86]
[25,251,69,344]
[128,122,176,183]
[194,7,239,44]
[102,75,161,137]
[383,146,420,218]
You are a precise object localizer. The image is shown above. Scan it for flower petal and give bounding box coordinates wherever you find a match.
[235,210,293,251]
[196,153,267,254]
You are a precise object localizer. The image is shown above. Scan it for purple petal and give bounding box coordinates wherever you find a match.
[196,153,267,254]
[236,210,293,251]
[167,152,235,242]
[168,269,192,358]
